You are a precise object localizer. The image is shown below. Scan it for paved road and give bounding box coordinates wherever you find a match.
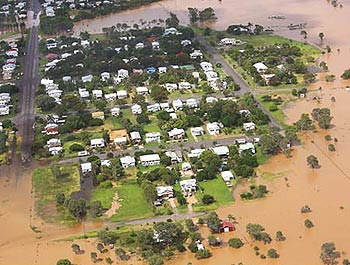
[194,33,283,130]
[13,0,40,163]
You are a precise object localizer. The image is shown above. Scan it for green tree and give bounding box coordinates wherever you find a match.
[202,194,215,205]
[207,235,221,246]
[188,8,199,23]
[295,113,314,131]
[148,254,164,265]
[304,219,314,228]
[267,248,279,258]
[206,212,221,233]
[320,242,340,265]
[228,238,244,248]
[307,155,319,168]
[71,243,81,254]
[56,259,72,265]
[195,249,212,259]
[319,32,325,43]
[36,94,57,111]
[276,231,286,241]
[312,108,332,129]
[341,69,350,79]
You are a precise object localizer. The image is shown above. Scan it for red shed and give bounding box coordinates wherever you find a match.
[220,221,234,233]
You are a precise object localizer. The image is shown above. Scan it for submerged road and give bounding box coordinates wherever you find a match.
[14,0,40,163]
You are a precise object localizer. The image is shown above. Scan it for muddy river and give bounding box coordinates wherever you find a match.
[2,0,350,264]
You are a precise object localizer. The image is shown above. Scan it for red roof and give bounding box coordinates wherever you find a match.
[176,51,185,57]
[146,36,157,42]
[220,221,234,229]
[46,53,59,60]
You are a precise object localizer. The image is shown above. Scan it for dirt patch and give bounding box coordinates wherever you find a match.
[104,191,121,218]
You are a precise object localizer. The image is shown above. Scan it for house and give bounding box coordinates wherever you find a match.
[81,162,92,174]
[239,143,256,154]
[105,93,117,102]
[135,42,145,49]
[206,96,218,104]
[243,122,256,131]
[46,138,61,148]
[219,38,246,46]
[131,104,142,115]
[78,88,90,99]
[168,128,185,139]
[172,99,183,111]
[165,151,183,163]
[253,62,268,73]
[0,106,9,115]
[166,83,178,92]
[145,132,161,143]
[182,162,192,171]
[239,109,251,116]
[190,50,203,59]
[101,72,111,81]
[101,160,111,167]
[164,27,178,36]
[44,123,58,135]
[155,186,174,204]
[186,98,198,108]
[111,107,120,117]
[91,111,105,120]
[139,154,161,167]
[136,86,149,95]
[200,61,213,72]
[114,136,128,146]
[147,103,161,113]
[221,171,234,182]
[130,131,141,143]
[146,67,156,74]
[90,138,105,148]
[188,148,205,158]
[178,82,191,90]
[220,221,234,233]
[120,156,136,168]
[158,67,167,74]
[152,41,160,50]
[207,122,223,135]
[116,90,128,99]
[190,127,204,137]
[82,74,93,83]
[180,179,197,196]
[92,89,103,99]
[181,39,192,46]
[196,241,205,250]
[118,69,129,79]
[211,146,230,158]
[49,146,63,155]
[160,102,170,110]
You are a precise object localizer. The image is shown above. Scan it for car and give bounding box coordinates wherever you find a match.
[78,151,90,157]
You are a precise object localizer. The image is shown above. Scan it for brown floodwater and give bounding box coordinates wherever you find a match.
[3,0,350,264]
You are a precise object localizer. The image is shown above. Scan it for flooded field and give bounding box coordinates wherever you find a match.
[2,0,350,264]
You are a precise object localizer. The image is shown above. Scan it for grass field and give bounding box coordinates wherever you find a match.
[110,180,154,222]
[91,186,118,209]
[32,164,81,224]
[193,177,233,212]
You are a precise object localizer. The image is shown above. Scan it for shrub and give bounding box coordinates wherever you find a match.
[228,238,244,248]
[69,143,85,152]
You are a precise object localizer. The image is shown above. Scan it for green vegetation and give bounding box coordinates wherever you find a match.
[110,180,154,222]
[32,164,80,224]
[91,186,117,209]
[193,178,233,211]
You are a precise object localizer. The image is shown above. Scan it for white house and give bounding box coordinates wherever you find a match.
[190,50,203,59]
[152,41,160,50]
[178,82,191,90]
[131,104,142,115]
[206,96,218,104]
[186,98,198,108]
[190,127,204,137]
[0,105,9,116]
[165,83,178,92]
[90,138,105,148]
[81,162,92,174]
[188,148,205,158]
[165,151,183,163]
[253,62,268,73]
[120,156,136,168]
[82,74,93,83]
[114,136,128,145]
[101,72,111,81]
[158,66,167,74]
[116,90,128,99]
[135,42,145,49]
[156,186,174,201]
[101,160,111,167]
[111,107,120,117]
[168,128,185,139]
[147,103,161,113]
[139,154,161,167]
[105,93,117,102]
[180,179,197,195]
[200,61,213,72]
[78,88,90,99]
[164,27,178,36]
[182,162,192,171]
[145,132,161,143]
[92,89,103,99]
[181,39,192,46]
[239,142,256,154]
[130,131,141,143]
[207,122,223,135]
[117,69,129,79]
[172,99,183,111]
[46,138,61,148]
[49,146,63,155]
[211,146,230,157]
[136,86,149,95]
[221,171,234,182]
[243,122,256,131]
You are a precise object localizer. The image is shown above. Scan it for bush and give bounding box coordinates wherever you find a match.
[228,238,244,248]
[202,194,215,205]
[304,219,314,228]
[267,248,279,258]
[69,143,85,152]
[195,249,212,260]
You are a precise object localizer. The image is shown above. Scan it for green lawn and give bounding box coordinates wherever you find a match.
[111,117,124,130]
[32,164,81,224]
[91,186,118,209]
[257,96,286,126]
[193,177,233,212]
[110,181,154,222]
[143,118,161,132]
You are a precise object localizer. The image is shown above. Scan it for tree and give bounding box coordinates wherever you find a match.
[295,113,314,131]
[97,229,118,245]
[312,108,332,129]
[185,219,197,232]
[71,243,81,254]
[51,163,61,178]
[199,7,217,22]
[307,155,319,168]
[301,205,312,213]
[341,69,350,79]
[56,193,66,205]
[228,238,244,248]
[304,219,314,228]
[320,242,340,265]
[166,12,179,28]
[141,181,157,203]
[246,223,270,243]
[188,8,199,23]
[267,248,279,258]
[202,194,215,205]
[319,32,325,43]
[207,235,221,246]
[150,85,168,101]
[97,242,104,253]
[300,30,308,39]
[195,249,212,259]
[56,259,72,265]
[206,212,221,233]
[148,254,164,265]
[303,73,316,83]
[105,257,113,264]
[137,113,150,124]
[328,144,336,152]
[90,252,98,263]
[115,248,130,261]
[36,94,57,111]
[275,231,286,241]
